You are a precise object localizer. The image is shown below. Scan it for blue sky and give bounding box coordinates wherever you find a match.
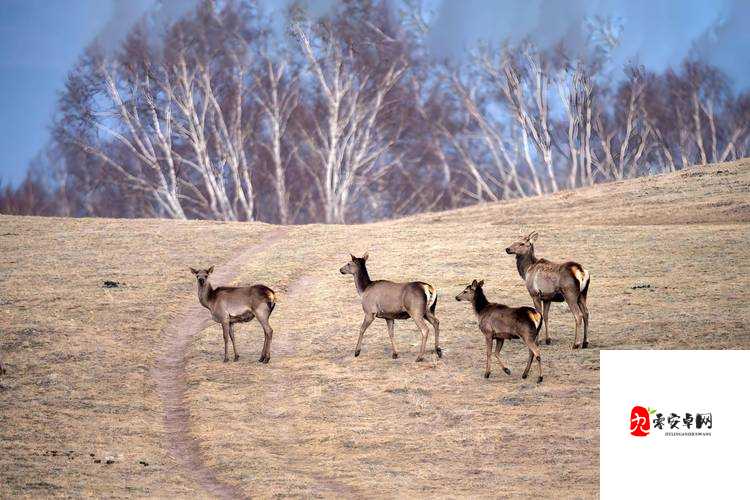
[0,0,155,185]
[0,0,748,185]
[0,1,107,184]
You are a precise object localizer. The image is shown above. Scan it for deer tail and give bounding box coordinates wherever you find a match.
[266,289,276,313]
[421,283,438,312]
[528,308,543,333]
[571,265,590,293]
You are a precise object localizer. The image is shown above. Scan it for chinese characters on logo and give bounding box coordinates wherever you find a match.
[630,406,712,437]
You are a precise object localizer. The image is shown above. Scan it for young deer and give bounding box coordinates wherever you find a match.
[339,253,441,362]
[190,266,276,363]
[456,280,543,382]
[505,231,591,349]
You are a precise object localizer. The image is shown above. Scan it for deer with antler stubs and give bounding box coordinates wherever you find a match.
[190,266,277,363]
[456,279,543,382]
[339,252,441,362]
[505,231,591,349]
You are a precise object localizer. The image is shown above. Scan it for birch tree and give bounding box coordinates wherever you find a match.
[294,21,407,223]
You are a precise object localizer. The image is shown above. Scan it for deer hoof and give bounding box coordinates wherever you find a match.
[572,343,581,350]
[522,372,528,379]
[392,352,399,359]
[537,376,544,384]
[415,356,424,362]
[545,338,551,345]
[503,367,511,376]
[435,347,443,358]
[223,357,229,363]
[582,341,589,348]
[262,357,270,364]
[484,372,490,379]
[354,350,361,357]
[234,355,240,362]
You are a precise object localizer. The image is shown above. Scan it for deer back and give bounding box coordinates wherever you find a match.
[362,280,433,317]
[526,259,588,298]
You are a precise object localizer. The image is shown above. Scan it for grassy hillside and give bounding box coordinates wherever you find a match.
[1,159,748,497]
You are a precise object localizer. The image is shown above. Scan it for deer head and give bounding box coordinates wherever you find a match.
[505,231,538,255]
[455,279,484,301]
[339,252,368,275]
[190,265,214,287]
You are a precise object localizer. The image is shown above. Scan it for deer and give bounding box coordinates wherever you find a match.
[505,231,591,349]
[339,252,441,362]
[456,280,543,382]
[189,266,276,363]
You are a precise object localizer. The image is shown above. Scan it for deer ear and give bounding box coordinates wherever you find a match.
[350,253,356,261]
[528,231,539,243]
[471,279,478,287]
[362,251,369,261]
[207,265,214,274]
[477,280,485,288]
[189,267,199,275]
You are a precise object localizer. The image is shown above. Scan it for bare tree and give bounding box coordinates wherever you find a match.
[252,53,300,224]
[293,20,407,223]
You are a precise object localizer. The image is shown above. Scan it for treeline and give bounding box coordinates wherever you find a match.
[2,0,748,222]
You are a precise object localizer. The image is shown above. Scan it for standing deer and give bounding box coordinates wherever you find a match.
[456,280,543,382]
[505,231,591,349]
[190,266,276,363]
[339,253,441,362]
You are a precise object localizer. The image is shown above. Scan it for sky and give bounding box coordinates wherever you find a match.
[0,0,153,185]
[0,0,748,186]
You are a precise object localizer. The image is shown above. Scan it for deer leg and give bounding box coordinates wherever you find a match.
[413,316,430,362]
[531,296,544,344]
[385,319,399,359]
[494,339,510,375]
[522,350,534,379]
[425,309,442,358]
[220,321,230,363]
[542,300,552,345]
[354,313,375,357]
[483,336,493,378]
[523,336,543,383]
[259,333,268,363]
[256,313,273,364]
[566,295,584,350]
[579,294,590,348]
[228,323,239,361]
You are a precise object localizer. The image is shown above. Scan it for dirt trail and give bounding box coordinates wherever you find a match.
[153,228,287,499]
[272,274,359,497]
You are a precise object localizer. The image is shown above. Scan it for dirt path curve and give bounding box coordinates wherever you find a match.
[153,227,287,499]
[268,274,359,497]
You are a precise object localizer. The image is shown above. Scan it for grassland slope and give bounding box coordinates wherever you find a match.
[0,159,748,497]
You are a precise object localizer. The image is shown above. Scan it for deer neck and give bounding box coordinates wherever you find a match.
[354,265,372,296]
[516,248,538,280]
[472,288,490,315]
[197,281,214,310]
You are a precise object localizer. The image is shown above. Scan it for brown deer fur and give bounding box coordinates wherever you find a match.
[190,266,276,363]
[339,253,441,361]
[505,231,591,349]
[456,280,543,382]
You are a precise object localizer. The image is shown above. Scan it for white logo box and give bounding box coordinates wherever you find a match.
[601,350,749,499]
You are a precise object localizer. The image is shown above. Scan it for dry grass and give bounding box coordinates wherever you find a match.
[1,160,749,497]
